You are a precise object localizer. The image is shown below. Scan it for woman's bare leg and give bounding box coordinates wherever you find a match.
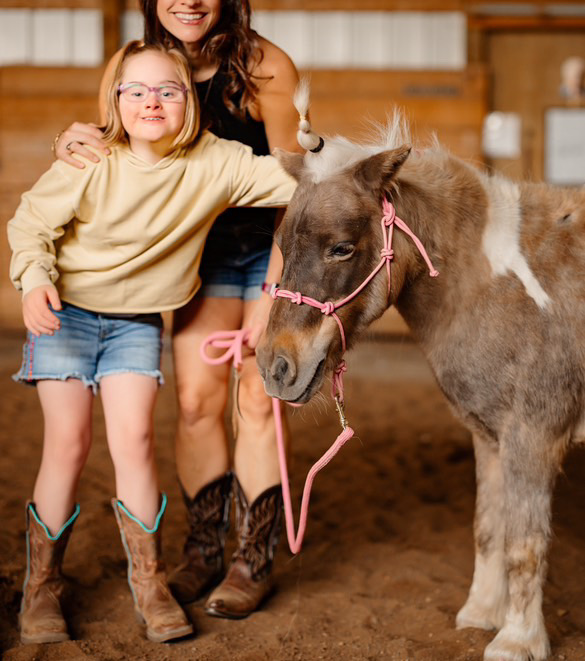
[172,295,244,496]
[233,298,286,501]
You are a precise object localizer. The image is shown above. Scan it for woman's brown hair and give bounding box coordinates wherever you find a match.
[101,41,201,152]
[139,0,264,117]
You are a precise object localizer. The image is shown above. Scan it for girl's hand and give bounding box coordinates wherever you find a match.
[22,286,62,336]
[247,292,274,349]
[54,122,110,169]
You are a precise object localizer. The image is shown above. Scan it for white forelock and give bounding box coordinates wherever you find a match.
[303,112,412,183]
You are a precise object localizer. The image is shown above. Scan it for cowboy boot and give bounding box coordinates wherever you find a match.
[112,493,194,643]
[204,476,283,619]
[20,501,80,644]
[168,472,232,604]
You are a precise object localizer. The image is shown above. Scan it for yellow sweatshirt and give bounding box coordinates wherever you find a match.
[8,131,296,313]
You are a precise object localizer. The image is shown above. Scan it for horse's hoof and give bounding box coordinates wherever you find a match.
[483,625,550,661]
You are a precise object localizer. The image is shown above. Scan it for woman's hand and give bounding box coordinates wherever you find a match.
[247,291,274,349]
[22,285,62,336]
[54,122,110,169]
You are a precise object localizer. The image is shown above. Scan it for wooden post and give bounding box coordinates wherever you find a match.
[102,0,124,61]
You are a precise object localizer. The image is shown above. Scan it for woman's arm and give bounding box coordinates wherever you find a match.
[53,49,123,168]
[251,36,302,154]
[244,39,301,347]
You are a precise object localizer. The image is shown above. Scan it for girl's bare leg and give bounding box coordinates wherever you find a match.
[100,373,159,527]
[34,379,93,534]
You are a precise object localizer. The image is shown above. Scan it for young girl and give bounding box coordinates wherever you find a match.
[7,40,295,646]
[55,0,301,618]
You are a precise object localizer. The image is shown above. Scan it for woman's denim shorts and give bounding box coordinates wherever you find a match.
[13,303,164,394]
[199,212,272,301]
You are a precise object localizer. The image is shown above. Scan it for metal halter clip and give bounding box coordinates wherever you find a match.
[334,395,348,430]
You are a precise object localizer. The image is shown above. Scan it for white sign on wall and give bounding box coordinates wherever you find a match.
[545,108,585,186]
[482,112,522,159]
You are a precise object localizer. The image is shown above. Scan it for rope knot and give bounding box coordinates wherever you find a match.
[335,360,347,375]
[380,248,394,260]
[322,302,335,315]
[382,199,396,225]
[292,292,302,304]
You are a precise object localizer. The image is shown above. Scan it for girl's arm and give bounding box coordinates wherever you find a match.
[8,165,78,332]
[53,49,123,168]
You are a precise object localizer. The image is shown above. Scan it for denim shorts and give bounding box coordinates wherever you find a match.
[13,303,164,394]
[199,210,273,301]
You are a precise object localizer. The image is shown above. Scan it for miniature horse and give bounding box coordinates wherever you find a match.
[256,113,585,661]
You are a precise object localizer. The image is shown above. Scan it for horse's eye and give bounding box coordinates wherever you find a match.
[329,242,355,260]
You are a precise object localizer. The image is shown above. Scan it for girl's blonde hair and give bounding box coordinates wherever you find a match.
[102,41,200,151]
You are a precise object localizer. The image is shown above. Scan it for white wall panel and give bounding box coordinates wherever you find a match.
[390,12,427,69]
[312,12,352,68]
[122,9,144,45]
[272,11,312,69]
[251,11,275,43]
[72,10,103,66]
[432,12,466,69]
[0,9,31,65]
[350,12,390,69]
[0,9,467,70]
[32,9,71,65]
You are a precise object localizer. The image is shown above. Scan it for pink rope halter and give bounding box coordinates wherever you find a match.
[272,197,439,403]
[200,197,438,555]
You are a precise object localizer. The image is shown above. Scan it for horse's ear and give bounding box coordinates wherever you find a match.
[353,144,412,192]
[273,149,305,181]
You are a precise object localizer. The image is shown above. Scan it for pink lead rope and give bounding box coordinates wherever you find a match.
[200,329,353,555]
[200,197,438,555]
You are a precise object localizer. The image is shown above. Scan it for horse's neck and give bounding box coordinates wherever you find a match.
[391,153,488,344]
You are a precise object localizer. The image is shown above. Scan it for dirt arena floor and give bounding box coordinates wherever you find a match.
[1,329,585,661]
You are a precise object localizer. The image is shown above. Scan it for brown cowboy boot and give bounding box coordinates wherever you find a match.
[204,477,283,619]
[168,472,232,604]
[112,494,193,643]
[20,501,79,644]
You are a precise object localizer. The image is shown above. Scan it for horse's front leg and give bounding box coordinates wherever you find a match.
[483,426,567,661]
[457,432,508,632]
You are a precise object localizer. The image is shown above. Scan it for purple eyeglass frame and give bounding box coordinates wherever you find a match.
[117,82,188,102]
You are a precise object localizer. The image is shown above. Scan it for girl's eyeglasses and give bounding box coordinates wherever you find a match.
[118,83,188,103]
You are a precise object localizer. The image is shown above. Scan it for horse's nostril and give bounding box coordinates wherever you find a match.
[271,354,295,386]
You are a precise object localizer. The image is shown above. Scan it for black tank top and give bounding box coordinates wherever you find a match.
[195,69,276,250]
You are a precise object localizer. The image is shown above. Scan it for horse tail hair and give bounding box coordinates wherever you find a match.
[293,78,324,153]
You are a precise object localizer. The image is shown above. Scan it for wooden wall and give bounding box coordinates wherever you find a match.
[1,1,582,329]
[484,29,585,182]
[0,63,486,328]
[0,67,104,328]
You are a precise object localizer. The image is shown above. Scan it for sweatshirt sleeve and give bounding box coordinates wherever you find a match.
[7,163,78,296]
[227,143,297,208]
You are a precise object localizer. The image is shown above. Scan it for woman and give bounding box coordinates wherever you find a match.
[54,0,300,619]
